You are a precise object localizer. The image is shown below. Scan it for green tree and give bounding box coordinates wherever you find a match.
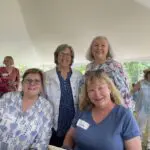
[123,61,150,84]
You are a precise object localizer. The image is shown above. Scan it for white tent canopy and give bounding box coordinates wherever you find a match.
[0,0,150,67]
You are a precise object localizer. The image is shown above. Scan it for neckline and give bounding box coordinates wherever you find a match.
[90,104,119,125]
[5,67,14,75]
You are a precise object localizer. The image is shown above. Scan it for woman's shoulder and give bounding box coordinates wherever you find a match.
[113,105,130,116]
[45,67,56,74]
[86,61,94,71]
[106,58,122,67]
[38,96,54,115]
[40,96,54,110]
[72,69,82,77]
[44,67,57,78]
[1,92,21,102]
[13,67,20,73]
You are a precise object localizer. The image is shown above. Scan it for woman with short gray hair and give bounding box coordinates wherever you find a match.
[85,36,132,109]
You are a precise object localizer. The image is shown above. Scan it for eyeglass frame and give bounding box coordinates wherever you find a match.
[23,78,41,85]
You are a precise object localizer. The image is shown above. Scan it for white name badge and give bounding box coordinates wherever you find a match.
[77,119,90,130]
[2,73,9,77]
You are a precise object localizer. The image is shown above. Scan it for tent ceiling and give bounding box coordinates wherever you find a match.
[0,0,150,66]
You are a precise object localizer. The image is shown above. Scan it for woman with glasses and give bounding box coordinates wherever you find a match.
[0,68,53,150]
[44,44,82,147]
[0,56,20,97]
[63,70,141,150]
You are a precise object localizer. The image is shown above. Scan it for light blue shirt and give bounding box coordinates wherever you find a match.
[133,80,150,114]
[0,92,53,150]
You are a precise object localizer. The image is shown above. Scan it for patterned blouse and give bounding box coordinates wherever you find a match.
[86,58,132,108]
[0,92,53,150]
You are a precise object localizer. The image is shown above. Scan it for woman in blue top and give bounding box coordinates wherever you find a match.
[63,70,141,150]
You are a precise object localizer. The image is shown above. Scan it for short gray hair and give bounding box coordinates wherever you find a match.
[54,44,74,66]
[86,36,113,61]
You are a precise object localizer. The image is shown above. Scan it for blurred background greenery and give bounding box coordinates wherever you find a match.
[17,61,150,87]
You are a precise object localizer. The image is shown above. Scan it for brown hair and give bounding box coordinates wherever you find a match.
[22,68,44,87]
[54,44,74,65]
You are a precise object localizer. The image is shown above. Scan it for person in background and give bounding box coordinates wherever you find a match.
[63,70,141,150]
[0,68,53,150]
[0,56,20,97]
[85,36,132,109]
[132,68,150,150]
[44,44,82,147]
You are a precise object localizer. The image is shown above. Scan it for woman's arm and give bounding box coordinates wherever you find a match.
[125,136,142,150]
[122,108,142,150]
[63,127,75,149]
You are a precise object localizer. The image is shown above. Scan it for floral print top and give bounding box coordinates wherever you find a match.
[0,92,53,150]
[86,58,132,108]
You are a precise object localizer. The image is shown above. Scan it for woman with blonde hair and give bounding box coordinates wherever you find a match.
[63,70,141,150]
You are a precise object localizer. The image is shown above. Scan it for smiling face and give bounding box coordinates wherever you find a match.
[22,73,42,97]
[91,38,109,61]
[57,48,72,68]
[87,79,112,109]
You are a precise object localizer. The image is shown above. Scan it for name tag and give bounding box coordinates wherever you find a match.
[2,73,9,77]
[77,119,90,130]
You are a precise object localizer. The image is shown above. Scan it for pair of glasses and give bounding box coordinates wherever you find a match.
[59,52,72,57]
[23,79,41,85]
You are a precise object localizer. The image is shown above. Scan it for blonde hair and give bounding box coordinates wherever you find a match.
[86,36,113,61]
[79,70,123,111]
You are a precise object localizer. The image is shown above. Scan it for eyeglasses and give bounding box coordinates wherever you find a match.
[59,52,72,57]
[23,79,41,85]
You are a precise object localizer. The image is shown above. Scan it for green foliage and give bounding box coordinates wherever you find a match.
[123,61,150,84]
[18,64,28,77]
[74,65,86,74]
[17,61,150,86]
